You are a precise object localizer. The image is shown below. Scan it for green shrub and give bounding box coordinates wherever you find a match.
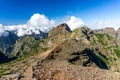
[41,48,48,51]
[0,70,4,77]
[95,33,112,46]
[114,49,120,58]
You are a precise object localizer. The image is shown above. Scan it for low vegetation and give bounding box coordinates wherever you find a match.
[114,49,120,58]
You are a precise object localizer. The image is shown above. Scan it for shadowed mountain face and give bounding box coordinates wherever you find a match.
[0,30,48,57]
[10,32,48,57]
[68,49,108,69]
[0,31,18,55]
[0,52,16,64]
[0,52,9,64]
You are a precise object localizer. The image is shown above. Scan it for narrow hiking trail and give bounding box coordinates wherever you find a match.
[22,46,56,80]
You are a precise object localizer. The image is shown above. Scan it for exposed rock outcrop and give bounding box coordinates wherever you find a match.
[45,23,72,47]
[97,27,116,38]
[33,61,120,80]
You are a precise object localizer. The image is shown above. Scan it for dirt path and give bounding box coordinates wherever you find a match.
[22,66,33,80]
[22,46,56,80]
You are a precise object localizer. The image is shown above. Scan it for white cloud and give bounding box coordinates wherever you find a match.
[28,13,55,32]
[0,24,9,37]
[90,20,120,30]
[0,24,4,36]
[65,16,84,30]
[29,14,54,26]
[0,13,55,37]
[17,28,27,37]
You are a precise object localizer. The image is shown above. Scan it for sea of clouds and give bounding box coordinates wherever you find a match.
[0,13,120,37]
[0,13,55,37]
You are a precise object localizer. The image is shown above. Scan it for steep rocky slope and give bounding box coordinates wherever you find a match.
[33,61,120,80]
[45,23,72,47]
[10,36,41,57]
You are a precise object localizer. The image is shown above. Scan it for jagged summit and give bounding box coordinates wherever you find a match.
[45,23,72,47]
[48,23,71,37]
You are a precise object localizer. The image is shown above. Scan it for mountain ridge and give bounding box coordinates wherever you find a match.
[0,23,120,80]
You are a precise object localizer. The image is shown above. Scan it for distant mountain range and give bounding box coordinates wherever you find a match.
[0,23,120,80]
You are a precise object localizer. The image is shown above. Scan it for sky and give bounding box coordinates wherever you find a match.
[0,0,120,25]
[0,0,120,36]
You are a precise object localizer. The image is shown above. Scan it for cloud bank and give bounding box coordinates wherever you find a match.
[0,13,55,37]
[0,13,120,37]
[90,20,120,30]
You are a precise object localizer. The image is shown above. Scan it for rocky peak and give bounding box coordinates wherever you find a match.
[97,27,116,38]
[48,23,71,37]
[46,23,72,47]
[80,26,92,35]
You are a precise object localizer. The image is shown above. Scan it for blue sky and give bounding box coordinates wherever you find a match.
[0,0,120,25]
